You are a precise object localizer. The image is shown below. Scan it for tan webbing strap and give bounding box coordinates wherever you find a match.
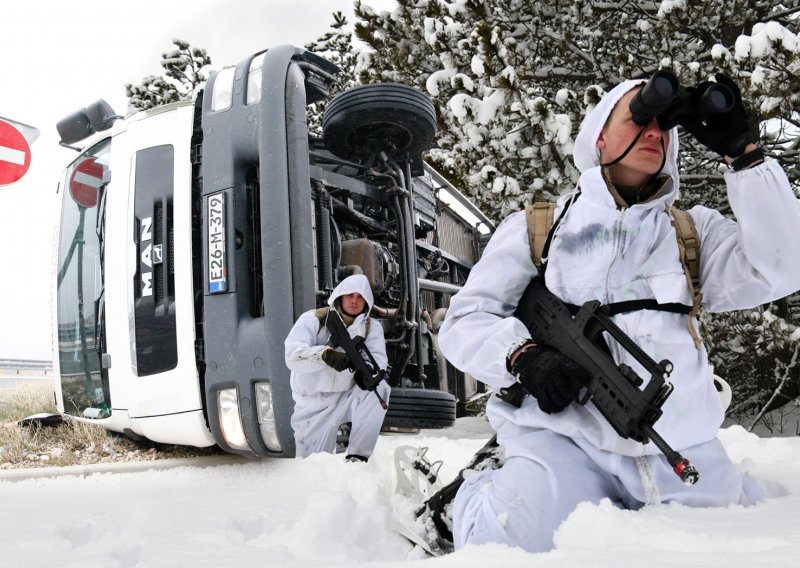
[315,307,330,330]
[316,306,370,335]
[670,207,703,348]
[525,202,556,268]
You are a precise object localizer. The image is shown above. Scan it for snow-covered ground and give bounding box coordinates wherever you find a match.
[1,417,799,567]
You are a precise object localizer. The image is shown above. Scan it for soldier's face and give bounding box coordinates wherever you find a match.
[341,292,366,316]
[597,88,670,188]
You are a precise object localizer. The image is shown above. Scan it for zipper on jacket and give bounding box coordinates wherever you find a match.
[604,208,626,303]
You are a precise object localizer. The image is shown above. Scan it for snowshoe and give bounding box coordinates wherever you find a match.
[391,446,445,556]
[394,445,443,500]
[392,434,505,556]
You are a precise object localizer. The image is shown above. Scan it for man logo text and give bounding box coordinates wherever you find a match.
[141,217,153,297]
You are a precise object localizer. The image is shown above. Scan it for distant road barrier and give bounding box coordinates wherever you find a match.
[0,359,52,377]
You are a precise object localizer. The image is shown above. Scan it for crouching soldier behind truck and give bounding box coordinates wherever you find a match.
[284,274,390,462]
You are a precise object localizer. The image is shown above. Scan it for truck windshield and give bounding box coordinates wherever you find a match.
[55,139,111,418]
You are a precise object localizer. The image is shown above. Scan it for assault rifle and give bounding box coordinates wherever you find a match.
[326,310,388,409]
[513,277,699,485]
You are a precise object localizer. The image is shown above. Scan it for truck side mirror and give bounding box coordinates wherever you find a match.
[297,50,341,105]
[86,100,120,133]
[57,99,121,146]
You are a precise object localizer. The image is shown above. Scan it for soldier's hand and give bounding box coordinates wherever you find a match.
[322,348,351,372]
[679,74,756,159]
[510,344,588,414]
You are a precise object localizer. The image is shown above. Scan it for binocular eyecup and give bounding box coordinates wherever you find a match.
[629,70,734,130]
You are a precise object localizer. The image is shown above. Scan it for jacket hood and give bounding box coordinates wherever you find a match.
[328,274,374,314]
[573,79,680,193]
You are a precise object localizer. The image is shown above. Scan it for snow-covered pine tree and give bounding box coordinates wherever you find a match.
[304,12,359,136]
[701,306,799,433]
[126,39,212,112]
[350,0,799,220]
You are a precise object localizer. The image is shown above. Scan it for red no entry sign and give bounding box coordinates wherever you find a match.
[0,119,32,186]
[69,157,104,208]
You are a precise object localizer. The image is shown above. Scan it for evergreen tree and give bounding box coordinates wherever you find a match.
[351,0,799,219]
[126,39,212,112]
[702,306,799,432]
[304,12,358,135]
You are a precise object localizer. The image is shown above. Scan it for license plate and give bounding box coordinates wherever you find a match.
[207,192,227,293]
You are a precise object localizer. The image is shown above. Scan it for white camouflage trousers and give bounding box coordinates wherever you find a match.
[453,428,764,553]
[291,382,391,459]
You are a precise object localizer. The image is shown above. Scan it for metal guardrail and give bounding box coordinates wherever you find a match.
[0,359,52,376]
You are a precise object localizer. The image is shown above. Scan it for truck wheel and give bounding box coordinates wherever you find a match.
[322,83,436,163]
[383,387,456,430]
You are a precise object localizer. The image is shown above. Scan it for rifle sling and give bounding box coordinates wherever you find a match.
[563,299,692,317]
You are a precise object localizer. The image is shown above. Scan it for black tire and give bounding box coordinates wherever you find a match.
[322,83,436,163]
[383,387,456,430]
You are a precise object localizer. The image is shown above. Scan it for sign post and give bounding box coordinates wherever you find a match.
[0,119,32,186]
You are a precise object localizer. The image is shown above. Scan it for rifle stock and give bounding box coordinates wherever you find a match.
[325,310,388,409]
[514,277,698,485]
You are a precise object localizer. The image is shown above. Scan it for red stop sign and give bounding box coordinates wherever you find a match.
[0,119,32,186]
[69,157,105,208]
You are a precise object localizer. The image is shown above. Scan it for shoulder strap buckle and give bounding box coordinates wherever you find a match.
[525,202,556,269]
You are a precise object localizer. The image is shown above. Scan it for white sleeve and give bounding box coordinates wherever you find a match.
[284,311,330,373]
[694,159,800,312]
[438,211,537,389]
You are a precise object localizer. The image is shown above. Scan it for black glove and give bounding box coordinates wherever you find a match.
[679,73,756,158]
[353,368,385,391]
[322,348,351,372]
[510,345,588,414]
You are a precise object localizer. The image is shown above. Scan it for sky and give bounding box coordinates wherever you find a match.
[0,0,395,361]
[2,417,800,567]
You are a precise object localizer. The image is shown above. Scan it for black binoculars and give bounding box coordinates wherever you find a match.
[629,70,735,130]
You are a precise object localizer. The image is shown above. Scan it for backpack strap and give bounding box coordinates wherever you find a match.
[525,192,581,278]
[315,307,330,331]
[525,202,556,269]
[669,207,703,348]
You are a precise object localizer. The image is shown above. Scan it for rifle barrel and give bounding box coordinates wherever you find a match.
[643,424,699,485]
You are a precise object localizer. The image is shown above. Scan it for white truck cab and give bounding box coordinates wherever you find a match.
[52,45,492,457]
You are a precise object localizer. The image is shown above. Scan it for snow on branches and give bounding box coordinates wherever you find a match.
[338,0,799,220]
[125,39,211,112]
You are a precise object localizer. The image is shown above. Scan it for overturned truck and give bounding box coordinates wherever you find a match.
[52,45,492,457]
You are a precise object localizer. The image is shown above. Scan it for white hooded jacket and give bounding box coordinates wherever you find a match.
[284,274,388,396]
[439,79,800,457]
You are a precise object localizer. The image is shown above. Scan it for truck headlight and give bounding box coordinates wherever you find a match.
[255,381,282,452]
[210,66,235,111]
[217,388,250,451]
[246,53,266,106]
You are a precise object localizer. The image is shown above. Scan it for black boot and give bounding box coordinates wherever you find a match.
[345,454,369,463]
